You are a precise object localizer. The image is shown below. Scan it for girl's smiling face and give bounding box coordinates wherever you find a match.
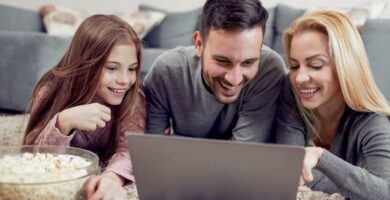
[95,44,138,106]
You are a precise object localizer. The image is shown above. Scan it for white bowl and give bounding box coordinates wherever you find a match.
[0,145,100,200]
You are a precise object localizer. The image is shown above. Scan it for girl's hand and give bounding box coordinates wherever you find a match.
[84,172,126,200]
[300,147,324,184]
[57,103,111,135]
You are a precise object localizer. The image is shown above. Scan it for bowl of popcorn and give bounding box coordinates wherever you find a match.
[0,145,100,200]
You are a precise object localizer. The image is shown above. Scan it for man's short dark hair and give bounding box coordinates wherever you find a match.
[199,0,268,42]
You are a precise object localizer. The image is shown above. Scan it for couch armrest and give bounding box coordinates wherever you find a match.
[0,4,44,32]
[0,31,70,111]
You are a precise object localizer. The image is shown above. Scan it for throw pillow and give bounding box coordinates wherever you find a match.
[39,4,86,37]
[40,4,165,39]
[117,10,166,38]
[139,4,202,48]
[320,1,387,30]
[138,4,276,48]
[272,2,387,58]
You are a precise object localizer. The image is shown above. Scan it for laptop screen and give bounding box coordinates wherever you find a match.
[128,134,304,200]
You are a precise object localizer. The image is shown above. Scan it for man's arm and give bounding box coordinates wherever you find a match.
[275,75,307,146]
[232,47,288,143]
[143,55,172,134]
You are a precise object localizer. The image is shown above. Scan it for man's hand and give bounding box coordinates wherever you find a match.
[57,103,111,135]
[84,172,126,200]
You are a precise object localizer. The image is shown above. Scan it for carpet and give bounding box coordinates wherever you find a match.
[0,114,344,200]
[0,114,28,146]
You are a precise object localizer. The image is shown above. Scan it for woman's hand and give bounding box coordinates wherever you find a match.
[57,103,111,135]
[84,172,126,200]
[300,147,324,185]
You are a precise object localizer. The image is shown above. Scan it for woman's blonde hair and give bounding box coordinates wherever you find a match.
[283,10,390,137]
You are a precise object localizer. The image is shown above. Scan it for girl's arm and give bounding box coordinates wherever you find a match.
[32,113,76,145]
[27,85,75,145]
[29,85,111,145]
[104,91,147,183]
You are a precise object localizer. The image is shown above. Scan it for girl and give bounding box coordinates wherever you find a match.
[23,14,146,199]
[284,10,390,199]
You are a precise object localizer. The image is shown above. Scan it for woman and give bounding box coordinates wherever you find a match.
[284,10,390,199]
[23,15,146,199]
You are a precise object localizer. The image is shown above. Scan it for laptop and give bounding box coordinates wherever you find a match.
[127,134,304,200]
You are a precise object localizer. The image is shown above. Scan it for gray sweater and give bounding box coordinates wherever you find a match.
[308,107,390,200]
[276,79,390,199]
[143,45,287,142]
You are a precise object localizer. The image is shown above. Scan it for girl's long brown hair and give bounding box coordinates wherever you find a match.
[23,15,142,160]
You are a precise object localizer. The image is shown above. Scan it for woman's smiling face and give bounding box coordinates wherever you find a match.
[288,30,343,111]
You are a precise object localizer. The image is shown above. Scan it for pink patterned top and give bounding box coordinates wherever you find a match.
[29,86,146,183]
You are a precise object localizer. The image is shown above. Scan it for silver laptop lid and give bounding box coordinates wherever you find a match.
[128,134,304,200]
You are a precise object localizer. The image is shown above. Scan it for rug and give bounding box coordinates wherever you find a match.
[0,114,28,146]
[0,114,344,200]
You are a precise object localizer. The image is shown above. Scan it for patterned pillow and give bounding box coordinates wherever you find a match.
[320,1,387,30]
[117,11,166,38]
[40,4,86,37]
[39,4,166,39]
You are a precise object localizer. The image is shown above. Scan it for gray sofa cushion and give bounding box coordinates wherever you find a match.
[140,4,275,48]
[272,4,305,57]
[141,48,168,80]
[264,7,275,47]
[139,4,202,49]
[0,31,70,111]
[0,4,44,32]
[362,19,390,100]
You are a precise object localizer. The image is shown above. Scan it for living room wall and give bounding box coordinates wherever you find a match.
[0,0,389,18]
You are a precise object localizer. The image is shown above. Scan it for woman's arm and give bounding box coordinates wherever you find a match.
[303,116,390,199]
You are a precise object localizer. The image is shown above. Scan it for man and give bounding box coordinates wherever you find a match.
[144,0,289,142]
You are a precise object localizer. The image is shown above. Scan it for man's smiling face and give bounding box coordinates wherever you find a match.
[194,27,263,104]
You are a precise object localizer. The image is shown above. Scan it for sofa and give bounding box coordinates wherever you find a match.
[1,3,390,112]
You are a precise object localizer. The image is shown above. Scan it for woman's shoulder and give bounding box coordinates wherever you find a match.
[350,110,389,127]
[348,110,390,138]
